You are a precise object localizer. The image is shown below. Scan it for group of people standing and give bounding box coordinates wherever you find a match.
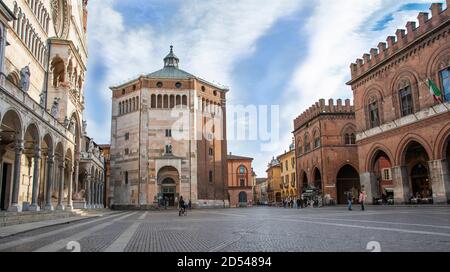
[347,189,367,211]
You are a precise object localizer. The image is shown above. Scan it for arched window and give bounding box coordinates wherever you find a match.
[51,56,65,87]
[368,97,380,128]
[157,95,162,108]
[165,144,172,155]
[136,97,139,110]
[170,95,175,108]
[399,84,413,116]
[298,142,303,156]
[163,95,169,108]
[119,102,122,115]
[182,95,187,106]
[313,131,321,149]
[176,95,181,106]
[239,165,246,174]
[439,67,450,101]
[151,94,156,108]
[304,134,311,153]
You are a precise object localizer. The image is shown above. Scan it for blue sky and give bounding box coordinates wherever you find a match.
[84,0,443,177]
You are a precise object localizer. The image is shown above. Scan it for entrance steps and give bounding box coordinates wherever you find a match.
[0,210,79,227]
[0,209,113,227]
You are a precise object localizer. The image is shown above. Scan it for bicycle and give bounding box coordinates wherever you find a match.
[179,205,187,216]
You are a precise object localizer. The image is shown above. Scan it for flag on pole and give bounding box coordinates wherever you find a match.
[428,79,443,103]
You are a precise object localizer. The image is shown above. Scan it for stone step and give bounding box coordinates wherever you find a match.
[0,211,80,227]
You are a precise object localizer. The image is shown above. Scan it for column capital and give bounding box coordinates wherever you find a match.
[34,146,42,158]
[15,139,24,152]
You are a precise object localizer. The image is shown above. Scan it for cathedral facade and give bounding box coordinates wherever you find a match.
[0,0,105,213]
[110,47,229,208]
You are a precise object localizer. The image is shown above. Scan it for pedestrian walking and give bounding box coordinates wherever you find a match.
[296,198,301,209]
[347,192,353,211]
[188,199,192,210]
[359,190,367,211]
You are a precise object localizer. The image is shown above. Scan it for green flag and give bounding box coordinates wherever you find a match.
[428,79,443,102]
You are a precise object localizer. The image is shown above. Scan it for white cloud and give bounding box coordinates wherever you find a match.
[84,0,436,176]
[259,0,435,176]
[85,0,304,144]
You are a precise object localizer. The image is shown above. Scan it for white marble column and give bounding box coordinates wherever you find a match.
[86,175,91,209]
[66,161,74,211]
[8,139,24,212]
[56,161,65,211]
[44,153,55,211]
[29,146,41,212]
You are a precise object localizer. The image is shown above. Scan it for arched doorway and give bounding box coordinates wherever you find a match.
[404,141,432,202]
[313,168,322,192]
[239,192,247,204]
[301,172,308,193]
[0,110,22,211]
[336,165,360,204]
[275,192,282,203]
[158,166,180,207]
[371,150,393,198]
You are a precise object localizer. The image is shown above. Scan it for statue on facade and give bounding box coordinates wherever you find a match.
[88,138,94,153]
[63,116,70,127]
[94,146,100,157]
[51,98,60,117]
[20,66,31,93]
[39,92,46,107]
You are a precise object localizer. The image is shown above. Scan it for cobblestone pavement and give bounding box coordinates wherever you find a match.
[1,206,450,252]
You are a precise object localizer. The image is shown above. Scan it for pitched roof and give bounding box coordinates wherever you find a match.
[227,154,254,161]
[146,66,195,79]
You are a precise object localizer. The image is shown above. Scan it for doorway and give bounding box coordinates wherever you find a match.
[1,163,11,211]
[411,163,432,199]
[336,165,361,204]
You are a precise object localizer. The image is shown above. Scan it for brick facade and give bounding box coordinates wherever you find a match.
[347,2,450,204]
[293,99,359,204]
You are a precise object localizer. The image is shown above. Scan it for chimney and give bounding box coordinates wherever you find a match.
[378,42,387,52]
[386,36,396,48]
[430,3,443,18]
[418,12,429,26]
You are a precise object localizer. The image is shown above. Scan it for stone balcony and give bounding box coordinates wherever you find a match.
[357,101,450,141]
[80,151,104,167]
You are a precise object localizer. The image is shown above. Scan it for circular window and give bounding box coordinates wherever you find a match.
[121,89,125,95]
[201,86,206,92]
[157,82,163,88]
[175,82,182,89]
[213,90,218,96]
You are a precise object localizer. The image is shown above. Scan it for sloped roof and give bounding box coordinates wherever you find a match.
[227,154,254,161]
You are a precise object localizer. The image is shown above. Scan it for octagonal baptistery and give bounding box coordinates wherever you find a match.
[110,47,229,209]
